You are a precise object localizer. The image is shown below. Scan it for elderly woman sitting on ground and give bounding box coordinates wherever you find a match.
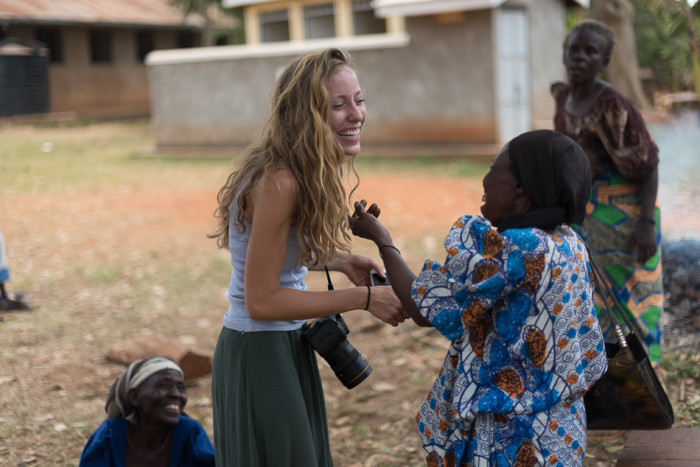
[79,356,215,466]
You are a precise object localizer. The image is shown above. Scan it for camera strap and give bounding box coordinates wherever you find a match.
[324,266,344,321]
[324,265,334,291]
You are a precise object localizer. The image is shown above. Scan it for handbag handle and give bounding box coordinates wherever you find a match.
[585,248,635,347]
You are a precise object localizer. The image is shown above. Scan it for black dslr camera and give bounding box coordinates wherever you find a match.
[302,314,373,389]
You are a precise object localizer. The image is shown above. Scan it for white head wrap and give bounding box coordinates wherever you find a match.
[105,356,184,423]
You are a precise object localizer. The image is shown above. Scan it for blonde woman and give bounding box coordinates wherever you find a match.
[209,48,405,466]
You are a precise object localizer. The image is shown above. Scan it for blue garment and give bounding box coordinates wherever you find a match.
[79,415,215,466]
[0,231,10,283]
[413,216,607,467]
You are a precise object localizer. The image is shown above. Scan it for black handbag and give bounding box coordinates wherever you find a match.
[583,255,674,430]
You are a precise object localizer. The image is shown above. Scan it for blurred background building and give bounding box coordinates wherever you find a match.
[1,0,590,154]
[0,0,208,118]
[147,0,588,155]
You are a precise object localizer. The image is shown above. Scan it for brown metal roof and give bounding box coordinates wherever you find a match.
[0,0,203,28]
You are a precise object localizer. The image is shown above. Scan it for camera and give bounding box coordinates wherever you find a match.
[370,269,390,287]
[302,314,372,389]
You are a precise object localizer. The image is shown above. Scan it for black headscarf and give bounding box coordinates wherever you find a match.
[498,130,591,232]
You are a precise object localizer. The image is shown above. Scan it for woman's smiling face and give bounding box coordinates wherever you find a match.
[327,65,366,156]
[131,369,187,426]
[480,145,523,227]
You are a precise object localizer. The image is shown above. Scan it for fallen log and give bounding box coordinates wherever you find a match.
[106,334,212,381]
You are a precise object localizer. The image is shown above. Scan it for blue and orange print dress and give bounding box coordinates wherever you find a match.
[412,216,607,467]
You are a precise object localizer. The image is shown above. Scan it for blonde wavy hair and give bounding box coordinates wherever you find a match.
[210,48,361,266]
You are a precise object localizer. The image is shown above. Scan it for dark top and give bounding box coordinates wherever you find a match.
[79,415,215,467]
[551,82,658,183]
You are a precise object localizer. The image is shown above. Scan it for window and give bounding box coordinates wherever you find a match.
[247,0,404,45]
[90,29,112,63]
[136,30,154,62]
[304,3,335,39]
[260,9,290,43]
[352,0,386,35]
[35,28,63,63]
[177,31,195,48]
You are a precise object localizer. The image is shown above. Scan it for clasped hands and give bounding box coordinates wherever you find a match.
[348,200,389,244]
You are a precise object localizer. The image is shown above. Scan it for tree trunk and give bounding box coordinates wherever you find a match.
[681,0,700,98]
[200,1,213,47]
[593,0,651,109]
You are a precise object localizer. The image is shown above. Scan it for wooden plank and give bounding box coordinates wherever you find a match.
[616,428,700,466]
[106,334,212,381]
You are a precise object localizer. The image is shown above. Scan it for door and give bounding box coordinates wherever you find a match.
[496,6,530,144]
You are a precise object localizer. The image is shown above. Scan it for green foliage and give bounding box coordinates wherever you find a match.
[631,0,699,92]
[169,0,244,46]
[661,349,700,384]
[225,8,246,45]
[661,350,700,426]
[168,0,221,16]
[660,349,700,426]
[566,6,588,31]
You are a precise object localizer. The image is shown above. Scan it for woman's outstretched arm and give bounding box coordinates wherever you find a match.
[243,170,405,326]
[350,201,431,327]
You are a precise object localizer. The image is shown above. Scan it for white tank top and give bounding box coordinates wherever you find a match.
[223,209,308,332]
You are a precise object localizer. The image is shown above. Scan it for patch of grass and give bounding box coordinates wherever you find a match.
[0,119,228,196]
[661,350,700,383]
[355,154,492,178]
[85,264,124,284]
[660,349,700,426]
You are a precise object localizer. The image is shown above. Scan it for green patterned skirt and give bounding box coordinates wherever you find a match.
[577,170,664,363]
[579,171,664,362]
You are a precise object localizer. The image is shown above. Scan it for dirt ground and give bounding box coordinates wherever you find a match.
[0,159,690,466]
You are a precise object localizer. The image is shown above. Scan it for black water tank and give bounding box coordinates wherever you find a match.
[0,38,50,117]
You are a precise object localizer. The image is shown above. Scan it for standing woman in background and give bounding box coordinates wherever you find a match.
[208,48,405,466]
[551,19,664,363]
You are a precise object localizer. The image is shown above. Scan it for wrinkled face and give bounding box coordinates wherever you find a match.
[327,65,366,156]
[480,146,521,227]
[564,29,607,84]
[131,369,187,426]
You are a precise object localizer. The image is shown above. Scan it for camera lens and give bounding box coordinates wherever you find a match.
[302,316,373,389]
[323,340,373,389]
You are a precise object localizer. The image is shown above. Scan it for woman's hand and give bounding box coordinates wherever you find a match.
[345,254,384,286]
[633,168,659,265]
[631,221,657,265]
[328,252,384,287]
[349,200,430,327]
[349,200,391,245]
[365,285,406,327]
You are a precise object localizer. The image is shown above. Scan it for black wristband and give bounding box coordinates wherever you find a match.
[364,286,371,310]
[378,244,401,257]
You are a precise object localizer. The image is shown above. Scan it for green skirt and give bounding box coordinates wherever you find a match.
[578,170,664,363]
[212,326,333,466]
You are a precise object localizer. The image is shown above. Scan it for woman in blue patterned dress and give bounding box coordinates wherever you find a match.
[350,130,608,466]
